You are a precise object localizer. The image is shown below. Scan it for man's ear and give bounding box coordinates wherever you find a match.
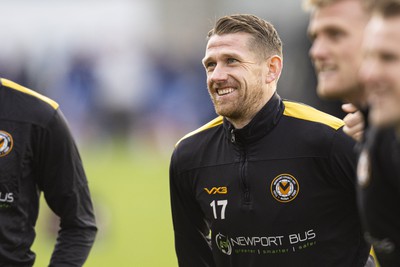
[265,55,283,83]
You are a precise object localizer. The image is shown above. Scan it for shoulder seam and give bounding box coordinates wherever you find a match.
[283,100,344,130]
[1,78,59,110]
[175,116,223,147]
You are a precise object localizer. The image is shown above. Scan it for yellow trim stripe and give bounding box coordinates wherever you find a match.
[175,116,223,147]
[1,78,59,110]
[283,101,344,130]
[175,100,343,147]
[369,247,379,266]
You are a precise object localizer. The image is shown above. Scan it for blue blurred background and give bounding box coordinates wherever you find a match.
[0,0,345,266]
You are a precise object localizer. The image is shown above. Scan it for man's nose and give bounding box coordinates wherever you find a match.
[309,38,329,61]
[209,64,228,82]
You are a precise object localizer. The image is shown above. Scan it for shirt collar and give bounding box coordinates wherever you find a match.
[223,92,284,145]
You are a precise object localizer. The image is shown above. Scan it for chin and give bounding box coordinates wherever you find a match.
[214,108,230,118]
[317,87,339,100]
[320,84,354,101]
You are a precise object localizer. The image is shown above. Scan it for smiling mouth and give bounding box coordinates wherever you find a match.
[217,88,235,96]
[318,65,337,74]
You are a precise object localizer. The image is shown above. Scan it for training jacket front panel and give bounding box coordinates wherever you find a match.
[357,127,400,267]
[170,93,370,267]
[0,79,97,266]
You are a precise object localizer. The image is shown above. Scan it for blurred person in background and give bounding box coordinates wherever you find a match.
[0,78,97,266]
[170,14,370,266]
[305,0,400,266]
[356,0,400,265]
[305,0,371,142]
[360,0,400,131]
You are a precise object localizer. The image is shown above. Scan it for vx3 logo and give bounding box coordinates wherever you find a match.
[204,186,228,195]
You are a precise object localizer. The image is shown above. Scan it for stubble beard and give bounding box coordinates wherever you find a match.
[210,79,265,126]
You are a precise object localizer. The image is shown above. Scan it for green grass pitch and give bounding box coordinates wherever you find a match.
[32,141,178,267]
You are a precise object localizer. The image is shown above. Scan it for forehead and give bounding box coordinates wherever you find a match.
[365,16,400,51]
[205,32,253,55]
[308,0,367,33]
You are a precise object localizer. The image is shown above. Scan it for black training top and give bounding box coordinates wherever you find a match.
[0,78,97,266]
[357,127,400,267]
[170,93,370,267]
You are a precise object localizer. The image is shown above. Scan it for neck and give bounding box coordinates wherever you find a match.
[226,117,252,130]
[227,100,266,129]
[228,88,276,129]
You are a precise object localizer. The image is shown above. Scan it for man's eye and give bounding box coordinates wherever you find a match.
[381,53,398,62]
[227,58,238,64]
[308,32,316,43]
[205,62,216,70]
[327,29,345,40]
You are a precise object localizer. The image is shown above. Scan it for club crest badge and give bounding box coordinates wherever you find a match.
[270,173,299,203]
[0,131,13,157]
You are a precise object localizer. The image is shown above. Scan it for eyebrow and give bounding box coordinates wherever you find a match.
[202,51,243,66]
[202,57,211,66]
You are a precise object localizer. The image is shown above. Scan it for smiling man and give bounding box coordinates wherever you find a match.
[169,14,370,267]
[356,1,400,265]
[202,31,280,129]
[305,0,372,141]
[307,0,369,104]
[360,3,400,130]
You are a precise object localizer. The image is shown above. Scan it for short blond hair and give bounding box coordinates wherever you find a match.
[303,0,373,12]
[303,0,339,11]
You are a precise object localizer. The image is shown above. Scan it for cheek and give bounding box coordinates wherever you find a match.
[343,50,361,70]
[206,77,213,89]
[393,84,400,103]
[389,66,400,86]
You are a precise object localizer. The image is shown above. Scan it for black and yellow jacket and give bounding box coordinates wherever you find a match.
[357,126,400,267]
[170,93,370,267]
[0,78,97,266]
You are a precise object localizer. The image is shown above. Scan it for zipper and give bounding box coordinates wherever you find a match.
[231,128,251,206]
[230,128,236,143]
[240,150,251,206]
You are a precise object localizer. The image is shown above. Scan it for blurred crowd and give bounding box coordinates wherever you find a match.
[0,0,344,153]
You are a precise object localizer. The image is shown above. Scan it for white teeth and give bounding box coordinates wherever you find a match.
[217,88,234,95]
[320,66,335,72]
